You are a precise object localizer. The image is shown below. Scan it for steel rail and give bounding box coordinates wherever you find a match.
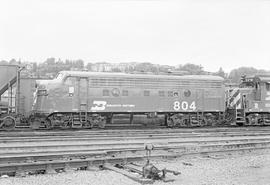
[2,126,270,136]
[1,136,270,149]
[0,133,270,147]
[0,140,270,175]
[0,130,270,140]
[0,138,270,164]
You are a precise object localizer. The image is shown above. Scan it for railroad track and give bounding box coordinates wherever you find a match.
[1,127,270,177]
[2,126,270,136]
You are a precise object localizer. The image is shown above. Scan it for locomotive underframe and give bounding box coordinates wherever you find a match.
[245,112,270,126]
[30,111,229,129]
[2,110,269,130]
[166,111,227,127]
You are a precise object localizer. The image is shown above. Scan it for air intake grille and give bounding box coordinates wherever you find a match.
[89,77,222,89]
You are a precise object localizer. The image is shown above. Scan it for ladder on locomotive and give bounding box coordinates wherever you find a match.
[235,108,245,125]
[72,108,87,128]
[228,88,246,125]
[80,103,87,123]
[235,95,246,125]
[73,77,89,128]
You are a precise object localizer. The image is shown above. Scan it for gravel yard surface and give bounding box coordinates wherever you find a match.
[1,150,270,185]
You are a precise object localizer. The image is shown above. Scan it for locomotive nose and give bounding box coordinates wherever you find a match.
[35,80,49,96]
[36,80,48,89]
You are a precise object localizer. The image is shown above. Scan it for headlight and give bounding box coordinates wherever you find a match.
[37,90,48,96]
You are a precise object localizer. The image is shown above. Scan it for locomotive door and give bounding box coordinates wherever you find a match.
[254,82,261,101]
[78,77,89,111]
[196,89,204,110]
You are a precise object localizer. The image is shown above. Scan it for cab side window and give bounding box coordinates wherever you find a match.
[65,77,77,96]
[65,77,77,86]
[254,82,261,101]
[266,83,270,91]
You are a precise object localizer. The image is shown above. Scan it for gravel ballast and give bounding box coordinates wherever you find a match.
[1,150,270,185]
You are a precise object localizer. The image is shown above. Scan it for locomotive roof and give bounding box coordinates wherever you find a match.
[246,74,270,83]
[60,71,224,82]
[254,75,270,83]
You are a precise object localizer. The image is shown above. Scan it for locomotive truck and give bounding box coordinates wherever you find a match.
[1,67,270,130]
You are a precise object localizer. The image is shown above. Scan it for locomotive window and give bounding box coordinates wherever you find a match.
[255,82,260,90]
[184,89,191,97]
[122,90,128,96]
[168,91,173,97]
[158,91,165,97]
[55,73,64,81]
[103,89,110,96]
[144,90,150,96]
[37,89,47,96]
[173,92,179,97]
[266,83,270,91]
[111,88,120,97]
[65,77,76,86]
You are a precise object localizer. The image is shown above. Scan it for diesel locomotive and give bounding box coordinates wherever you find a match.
[32,71,226,129]
[227,74,270,125]
[1,69,270,129]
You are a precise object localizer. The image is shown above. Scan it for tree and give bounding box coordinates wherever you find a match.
[44,57,56,65]
[73,59,84,69]
[0,60,8,64]
[215,67,226,78]
[177,63,204,75]
[228,67,268,83]
[86,63,93,71]
[32,62,37,73]
[9,59,18,65]
[134,62,159,73]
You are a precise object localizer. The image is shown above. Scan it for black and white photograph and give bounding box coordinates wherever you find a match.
[0,0,270,184]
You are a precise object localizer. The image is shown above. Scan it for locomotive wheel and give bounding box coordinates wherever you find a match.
[199,118,207,127]
[246,115,259,126]
[245,116,253,126]
[106,115,113,124]
[98,118,106,129]
[98,121,105,128]
[62,120,71,129]
[31,120,41,129]
[83,120,93,129]
[166,117,174,128]
[44,119,52,129]
[29,116,40,129]
[88,121,94,129]
[2,116,15,130]
[179,120,186,127]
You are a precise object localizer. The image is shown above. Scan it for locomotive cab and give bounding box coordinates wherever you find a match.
[32,72,67,128]
[239,74,270,125]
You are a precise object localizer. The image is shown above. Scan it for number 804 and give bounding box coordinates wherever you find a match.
[173,101,196,111]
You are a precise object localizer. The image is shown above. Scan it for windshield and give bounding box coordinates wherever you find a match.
[55,73,64,81]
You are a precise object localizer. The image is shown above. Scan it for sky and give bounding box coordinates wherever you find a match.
[0,0,270,73]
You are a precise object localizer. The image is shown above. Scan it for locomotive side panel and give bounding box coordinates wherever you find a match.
[37,73,225,114]
[87,88,201,113]
[83,75,225,113]
[245,84,270,113]
[32,71,226,128]
[33,76,79,114]
[203,88,225,112]
[233,74,270,125]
